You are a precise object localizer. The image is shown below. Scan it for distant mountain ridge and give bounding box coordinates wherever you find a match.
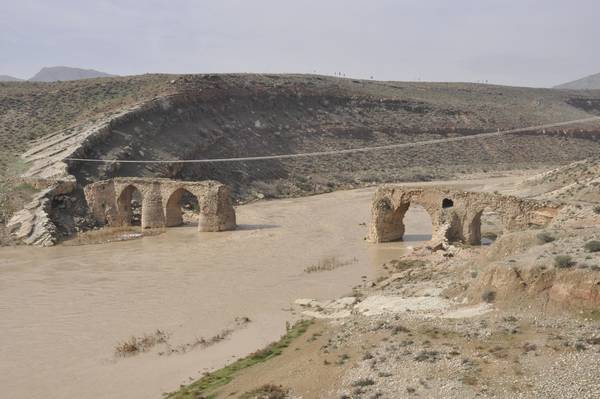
[29,66,115,82]
[555,72,600,90]
[0,75,23,82]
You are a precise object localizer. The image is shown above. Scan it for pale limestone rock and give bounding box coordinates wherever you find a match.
[7,180,76,246]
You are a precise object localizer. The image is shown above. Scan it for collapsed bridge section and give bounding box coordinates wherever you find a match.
[368,186,560,246]
[84,178,237,232]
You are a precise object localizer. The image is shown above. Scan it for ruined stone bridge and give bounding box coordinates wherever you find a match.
[84,178,236,231]
[368,186,560,245]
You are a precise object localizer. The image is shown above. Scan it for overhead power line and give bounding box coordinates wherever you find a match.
[64,116,600,164]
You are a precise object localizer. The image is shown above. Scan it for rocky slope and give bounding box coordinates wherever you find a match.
[519,158,600,203]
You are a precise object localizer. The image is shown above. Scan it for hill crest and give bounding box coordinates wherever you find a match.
[555,72,600,90]
[29,66,115,82]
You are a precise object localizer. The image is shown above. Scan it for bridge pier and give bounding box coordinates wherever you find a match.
[368,186,560,246]
[141,183,166,229]
[198,185,237,232]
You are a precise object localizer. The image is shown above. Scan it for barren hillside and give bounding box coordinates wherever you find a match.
[519,158,600,202]
[555,72,600,90]
[2,73,600,205]
[4,74,600,201]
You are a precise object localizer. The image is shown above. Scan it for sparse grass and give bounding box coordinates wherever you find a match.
[460,374,479,386]
[13,182,36,192]
[336,353,351,365]
[239,384,289,399]
[352,378,375,387]
[414,350,440,363]
[391,325,410,335]
[584,240,600,253]
[166,329,233,356]
[167,320,312,399]
[579,310,600,321]
[0,155,34,227]
[536,232,556,244]
[304,256,357,273]
[115,329,169,356]
[554,255,575,269]
[522,342,537,353]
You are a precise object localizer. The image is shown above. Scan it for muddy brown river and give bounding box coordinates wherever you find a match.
[0,187,433,399]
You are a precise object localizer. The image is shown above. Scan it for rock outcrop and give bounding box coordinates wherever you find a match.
[7,179,76,246]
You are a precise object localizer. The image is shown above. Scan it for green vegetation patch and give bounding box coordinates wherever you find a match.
[167,319,312,399]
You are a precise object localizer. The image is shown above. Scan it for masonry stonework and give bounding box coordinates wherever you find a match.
[84,178,236,232]
[368,185,560,246]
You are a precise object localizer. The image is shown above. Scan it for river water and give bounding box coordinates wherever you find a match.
[0,187,432,399]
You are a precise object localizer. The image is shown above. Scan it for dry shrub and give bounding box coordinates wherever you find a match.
[584,240,600,253]
[389,259,427,272]
[304,256,358,273]
[115,329,169,356]
[481,290,496,303]
[536,232,555,244]
[554,255,574,269]
[164,317,250,355]
[240,384,289,399]
[352,377,376,387]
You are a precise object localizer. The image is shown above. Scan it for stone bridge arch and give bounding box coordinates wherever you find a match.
[368,185,560,246]
[164,186,199,227]
[84,178,237,232]
[115,184,143,226]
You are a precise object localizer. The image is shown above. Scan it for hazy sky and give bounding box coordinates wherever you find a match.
[1,0,599,87]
